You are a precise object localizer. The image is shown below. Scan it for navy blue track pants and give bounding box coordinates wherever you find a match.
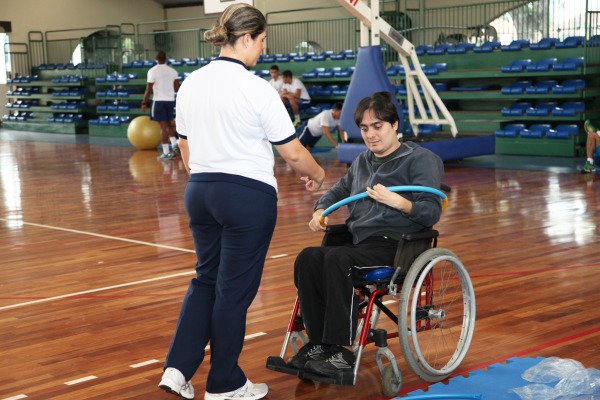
[164,173,277,393]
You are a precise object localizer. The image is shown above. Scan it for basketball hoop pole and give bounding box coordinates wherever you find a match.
[337,0,458,137]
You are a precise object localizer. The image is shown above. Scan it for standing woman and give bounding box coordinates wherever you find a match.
[158,4,325,400]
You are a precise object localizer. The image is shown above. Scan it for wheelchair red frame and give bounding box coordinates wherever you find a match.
[267,217,475,397]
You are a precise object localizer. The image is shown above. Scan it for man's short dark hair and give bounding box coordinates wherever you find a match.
[270,65,279,71]
[282,70,293,78]
[354,91,399,127]
[156,51,167,63]
[332,102,343,111]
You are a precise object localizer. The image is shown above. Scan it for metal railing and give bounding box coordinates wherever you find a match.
[6,0,600,79]
[3,42,30,79]
[585,10,600,68]
[134,17,217,61]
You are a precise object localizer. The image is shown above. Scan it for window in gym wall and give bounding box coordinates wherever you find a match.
[0,33,9,84]
[72,44,82,66]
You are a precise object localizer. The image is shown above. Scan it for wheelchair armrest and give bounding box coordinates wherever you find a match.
[321,224,354,247]
[400,229,439,241]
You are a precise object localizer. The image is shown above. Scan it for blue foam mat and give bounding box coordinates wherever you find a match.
[405,357,545,399]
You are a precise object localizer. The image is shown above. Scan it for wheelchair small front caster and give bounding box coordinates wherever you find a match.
[382,363,402,398]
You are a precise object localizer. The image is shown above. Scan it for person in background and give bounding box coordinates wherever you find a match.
[268,64,283,94]
[280,70,311,127]
[142,50,180,160]
[583,120,599,173]
[297,102,344,150]
[288,91,444,378]
[158,4,325,400]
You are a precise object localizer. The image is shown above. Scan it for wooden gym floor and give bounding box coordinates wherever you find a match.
[0,130,599,400]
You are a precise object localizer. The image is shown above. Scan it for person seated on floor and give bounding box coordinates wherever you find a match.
[583,120,600,173]
[297,103,344,150]
[280,70,311,127]
[268,64,283,94]
[289,91,444,377]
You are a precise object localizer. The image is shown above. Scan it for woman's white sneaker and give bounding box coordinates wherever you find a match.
[159,367,195,399]
[204,379,268,399]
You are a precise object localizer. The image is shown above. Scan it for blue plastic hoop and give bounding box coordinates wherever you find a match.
[321,185,448,219]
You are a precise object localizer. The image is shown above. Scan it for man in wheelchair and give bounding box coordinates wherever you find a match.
[289,91,444,378]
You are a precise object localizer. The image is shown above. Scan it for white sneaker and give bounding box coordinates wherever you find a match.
[159,367,195,399]
[204,379,268,400]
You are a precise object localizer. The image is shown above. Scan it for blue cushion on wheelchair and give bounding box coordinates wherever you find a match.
[361,267,395,281]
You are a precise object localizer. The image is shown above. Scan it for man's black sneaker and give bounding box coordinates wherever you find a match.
[303,345,356,376]
[287,342,327,369]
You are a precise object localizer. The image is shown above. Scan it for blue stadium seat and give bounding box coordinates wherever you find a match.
[525,102,557,116]
[526,80,558,94]
[501,102,532,116]
[447,43,475,54]
[340,49,356,59]
[317,68,334,78]
[547,124,578,139]
[415,45,433,55]
[332,85,349,96]
[473,41,501,53]
[522,124,552,138]
[334,67,354,78]
[304,106,322,116]
[501,59,532,72]
[450,85,493,92]
[495,123,526,137]
[552,101,585,116]
[386,65,403,76]
[428,44,454,55]
[500,40,530,51]
[501,81,533,94]
[553,57,584,71]
[275,54,291,62]
[552,79,585,94]
[417,124,442,135]
[555,36,584,48]
[526,58,558,72]
[429,63,448,72]
[398,64,426,76]
[530,37,560,50]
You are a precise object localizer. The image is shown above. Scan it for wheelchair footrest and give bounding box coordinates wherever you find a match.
[265,356,303,377]
[265,356,355,385]
[301,370,355,385]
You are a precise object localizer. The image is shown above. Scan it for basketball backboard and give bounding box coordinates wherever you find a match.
[203,0,253,14]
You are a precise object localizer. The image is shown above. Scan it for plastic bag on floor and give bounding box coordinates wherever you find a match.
[522,357,586,383]
[512,357,600,400]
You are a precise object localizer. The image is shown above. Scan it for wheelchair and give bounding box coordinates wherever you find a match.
[266,223,476,397]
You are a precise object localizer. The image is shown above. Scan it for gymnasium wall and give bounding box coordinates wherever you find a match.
[1,0,166,44]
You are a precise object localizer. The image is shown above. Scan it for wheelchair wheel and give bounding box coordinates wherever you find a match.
[398,248,476,382]
[381,363,402,398]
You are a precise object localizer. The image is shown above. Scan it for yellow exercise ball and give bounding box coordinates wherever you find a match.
[127,116,161,150]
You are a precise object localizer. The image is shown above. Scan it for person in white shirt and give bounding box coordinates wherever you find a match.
[158,4,325,400]
[297,103,344,149]
[281,70,311,126]
[141,51,180,160]
[268,64,283,94]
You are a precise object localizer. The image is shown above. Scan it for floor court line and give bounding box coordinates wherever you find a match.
[0,218,294,311]
[0,270,197,311]
[0,218,196,253]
